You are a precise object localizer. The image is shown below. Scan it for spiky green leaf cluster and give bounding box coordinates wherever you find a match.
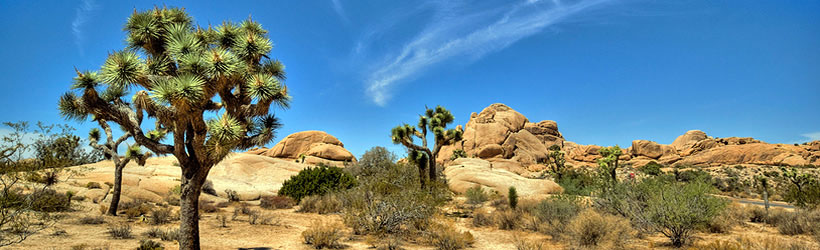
[60,7,290,164]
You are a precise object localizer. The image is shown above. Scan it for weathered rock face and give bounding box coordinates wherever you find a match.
[631,140,664,159]
[251,131,356,162]
[677,143,808,166]
[443,158,562,199]
[437,103,564,172]
[65,154,311,203]
[671,130,708,151]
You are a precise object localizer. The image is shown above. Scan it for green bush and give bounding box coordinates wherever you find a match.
[464,185,488,205]
[508,187,518,209]
[30,189,70,212]
[644,178,727,247]
[278,164,356,202]
[556,168,596,196]
[450,149,467,161]
[529,195,583,237]
[137,239,163,250]
[674,169,712,183]
[638,161,663,176]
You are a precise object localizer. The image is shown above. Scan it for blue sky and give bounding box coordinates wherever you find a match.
[0,0,818,158]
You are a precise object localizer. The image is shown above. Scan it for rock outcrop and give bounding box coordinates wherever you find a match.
[670,130,709,151]
[248,131,356,165]
[443,158,562,199]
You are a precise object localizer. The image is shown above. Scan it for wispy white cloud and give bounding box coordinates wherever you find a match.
[800,132,820,142]
[361,0,613,106]
[72,0,98,56]
[330,0,349,24]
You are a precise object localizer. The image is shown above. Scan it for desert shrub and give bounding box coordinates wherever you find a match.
[159,228,178,241]
[557,168,597,196]
[120,199,153,218]
[450,149,467,161]
[748,205,769,223]
[150,207,173,225]
[529,195,582,236]
[201,180,216,196]
[215,201,231,208]
[198,200,218,213]
[513,236,545,250]
[694,236,815,250]
[428,221,474,250]
[136,239,163,250]
[508,187,518,209]
[471,208,494,227]
[639,161,663,176]
[495,210,520,230]
[770,209,820,236]
[224,189,240,202]
[302,221,344,249]
[782,178,820,209]
[106,223,133,239]
[78,216,105,225]
[29,189,70,212]
[260,195,295,209]
[298,194,342,214]
[464,185,488,205]
[215,214,229,227]
[707,203,748,233]
[341,162,448,235]
[86,182,102,189]
[232,203,254,220]
[145,227,163,238]
[566,209,632,249]
[675,169,712,183]
[345,146,396,178]
[278,164,356,202]
[645,179,726,247]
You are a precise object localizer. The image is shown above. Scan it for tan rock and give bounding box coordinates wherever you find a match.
[476,144,504,158]
[443,158,562,199]
[503,130,548,164]
[524,120,564,147]
[631,140,665,159]
[677,144,808,166]
[670,130,708,151]
[304,143,355,161]
[265,131,346,159]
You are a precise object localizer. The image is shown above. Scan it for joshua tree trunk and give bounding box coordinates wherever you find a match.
[106,162,127,215]
[763,189,770,215]
[178,161,210,250]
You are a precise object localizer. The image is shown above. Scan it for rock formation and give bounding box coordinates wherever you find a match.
[247,130,356,166]
[443,158,562,200]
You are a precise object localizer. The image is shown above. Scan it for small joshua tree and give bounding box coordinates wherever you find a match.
[87,120,151,216]
[59,7,288,249]
[597,146,622,183]
[391,106,462,187]
[546,145,566,180]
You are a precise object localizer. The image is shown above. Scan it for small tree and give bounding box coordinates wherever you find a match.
[546,144,567,180]
[645,179,726,247]
[86,120,151,215]
[390,106,462,187]
[508,186,518,209]
[597,146,622,183]
[59,7,289,249]
[780,167,820,209]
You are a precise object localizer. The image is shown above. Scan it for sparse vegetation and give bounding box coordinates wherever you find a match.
[566,209,633,249]
[428,221,475,250]
[464,185,489,205]
[150,207,174,225]
[260,195,295,209]
[297,194,343,214]
[137,239,164,250]
[302,221,344,249]
[106,223,133,239]
[78,216,105,225]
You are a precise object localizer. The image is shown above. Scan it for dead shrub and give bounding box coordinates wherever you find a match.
[494,210,520,230]
[471,208,493,227]
[216,213,229,227]
[260,195,296,209]
[428,221,475,250]
[298,194,342,214]
[225,189,240,202]
[78,216,105,225]
[121,199,153,218]
[513,236,545,250]
[159,228,179,241]
[566,209,632,249]
[302,221,344,249]
[707,203,748,234]
[199,200,219,213]
[106,223,133,239]
[202,180,217,196]
[150,207,174,225]
[693,236,815,250]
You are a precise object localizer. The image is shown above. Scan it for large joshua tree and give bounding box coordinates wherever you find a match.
[391,106,462,186]
[86,120,151,216]
[58,7,288,249]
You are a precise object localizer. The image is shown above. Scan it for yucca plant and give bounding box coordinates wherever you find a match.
[391,106,462,187]
[86,121,150,216]
[59,7,288,250]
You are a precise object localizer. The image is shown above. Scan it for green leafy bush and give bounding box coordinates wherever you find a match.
[450,149,467,161]
[556,168,597,196]
[528,195,583,237]
[464,185,488,205]
[278,164,356,202]
[644,178,726,247]
[638,161,663,176]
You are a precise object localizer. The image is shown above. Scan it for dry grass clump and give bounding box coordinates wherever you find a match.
[566,209,632,249]
[427,221,474,250]
[150,207,174,225]
[298,194,342,214]
[78,216,105,225]
[707,203,749,233]
[260,195,296,209]
[136,239,163,250]
[120,199,153,218]
[146,227,179,241]
[772,209,820,236]
[199,200,219,213]
[471,208,494,227]
[513,236,545,250]
[106,223,133,239]
[494,209,520,230]
[302,221,345,249]
[691,236,815,250]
